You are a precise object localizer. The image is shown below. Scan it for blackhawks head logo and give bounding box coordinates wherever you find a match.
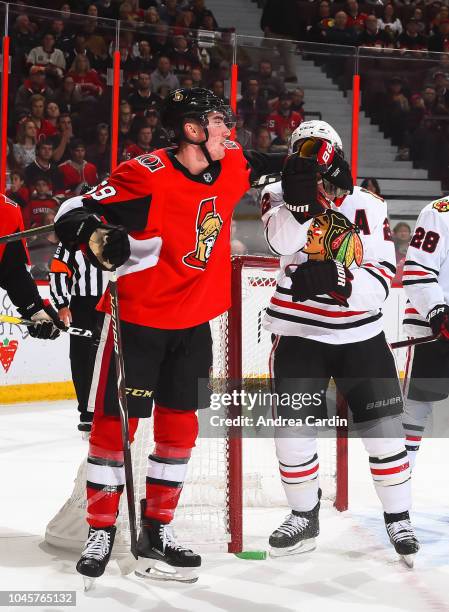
[183,197,223,270]
[433,199,449,213]
[302,209,364,267]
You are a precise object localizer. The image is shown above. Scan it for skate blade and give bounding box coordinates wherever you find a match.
[82,576,96,592]
[269,538,316,558]
[116,552,138,576]
[135,558,198,583]
[400,554,416,568]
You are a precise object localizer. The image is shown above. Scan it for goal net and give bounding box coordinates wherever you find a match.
[45,256,347,555]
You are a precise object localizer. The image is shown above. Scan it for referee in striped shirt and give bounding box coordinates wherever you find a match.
[50,243,108,434]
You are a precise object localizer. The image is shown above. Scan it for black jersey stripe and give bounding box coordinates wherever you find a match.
[402,278,438,286]
[402,318,429,327]
[404,260,439,275]
[266,308,382,330]
[279,454,318,468]
[378,260,397,274]
[363,267,389,297]
[369,450,407,464]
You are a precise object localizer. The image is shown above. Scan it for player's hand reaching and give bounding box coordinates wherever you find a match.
[89,224,131,271]
[287,260,353,306]
[428,304,449,340]
[18,300,64,340]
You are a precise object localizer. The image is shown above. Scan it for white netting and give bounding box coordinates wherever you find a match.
[45,257,340,554]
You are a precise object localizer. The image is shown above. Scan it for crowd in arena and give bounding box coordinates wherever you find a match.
[6,0,449,274]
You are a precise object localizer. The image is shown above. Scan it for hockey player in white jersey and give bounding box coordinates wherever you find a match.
[402,198,449,470]
[262,121,419,566]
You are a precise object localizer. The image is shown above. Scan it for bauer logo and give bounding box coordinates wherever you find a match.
[136,154,165,173]
[366,396,402,410]
[125,387,154,398]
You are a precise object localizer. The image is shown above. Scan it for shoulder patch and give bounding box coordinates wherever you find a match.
[223,140,239,150]
[360,187,384,202]
[432,199,449,212]
[136,154,165,173]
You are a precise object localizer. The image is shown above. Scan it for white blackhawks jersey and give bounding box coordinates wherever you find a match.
[403,197,449,336]
[261,183,396,344]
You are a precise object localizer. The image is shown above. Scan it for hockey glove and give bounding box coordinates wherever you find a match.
[18,299,63,340]
[428,304,449,340]
[287,260,354,306]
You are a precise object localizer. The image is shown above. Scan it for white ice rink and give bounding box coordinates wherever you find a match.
[1,400,449,612]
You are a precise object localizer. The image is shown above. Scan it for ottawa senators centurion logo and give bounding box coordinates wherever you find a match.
[433,199,449,213]
[183,197,223,270]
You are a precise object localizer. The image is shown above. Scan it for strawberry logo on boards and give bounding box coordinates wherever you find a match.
[433,200,449,213]
[0,338,19,373]
[183,197,223,270]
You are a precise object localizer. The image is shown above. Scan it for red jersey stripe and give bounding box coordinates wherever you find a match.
[271,297,366,318]
[402,271,430,276]
[364,262,394,281]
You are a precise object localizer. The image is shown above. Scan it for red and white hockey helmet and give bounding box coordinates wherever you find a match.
[289,120,343,155]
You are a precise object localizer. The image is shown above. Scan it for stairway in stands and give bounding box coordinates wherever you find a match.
[206,0,444,218]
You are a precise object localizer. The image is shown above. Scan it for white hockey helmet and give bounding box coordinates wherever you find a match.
[289,120,343,155]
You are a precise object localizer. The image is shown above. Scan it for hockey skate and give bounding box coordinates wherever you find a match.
[135,501,201,583]
[269,496,320,558]
[384,511,420,568]
[76,525,116,591]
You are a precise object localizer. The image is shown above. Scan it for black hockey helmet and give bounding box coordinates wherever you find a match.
[161,87,236,144]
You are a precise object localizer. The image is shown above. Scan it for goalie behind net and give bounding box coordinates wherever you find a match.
[45,256,346,554]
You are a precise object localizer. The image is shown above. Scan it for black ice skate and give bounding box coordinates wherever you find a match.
[269,494,321,557]
[384,510,420,568]
[76,525,116,590]
[135,500,201,583]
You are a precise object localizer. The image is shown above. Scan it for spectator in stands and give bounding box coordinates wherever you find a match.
[169,34,201,76]
[80,19,109,71]
[86,122,110,180]
[261,0,303,82]
[150,24,172,57]
[133,40,157,74]
[380,76,410,149]
[398,18,428,51]
[123,125,154,160]
[407,93,426,134]
[143,108,171,148]
[53,75,83,116]
[24,177,60,230]
[254,59,285,109]
[45,101,61,131]
[392,222,411,263]
[238,78,270,133]
[180,75,194,89]
[63,33,96,72]
[118,101,135,154]
[68,55,105,99]
[411,7,427,35]
[308,0,335,43]
[254,126,274,153]
[159,0,181,26]
[270,126,291,153]
[210,80,229,104]
[96,0,119,20]
[266,92,302,140]
[325,11,358,46]
[358,13,394,47]
[24,139,63,195]
[58,138,98,196]
[430,6,449,35]
[191,66,205,88]
[127,72,161,117]
[28,94,59,141]
[51,113,74,163]
[174,8,196,38]
[15,66,55,120]
[27,33,66,81]
[6,170,29,210]
[150,56,180,93]
[290,88,305,116]
[190,0,218,30]
[426,53,449,82]
[432,71,449,111]
[361,177,382,197]
[145,6,162,25]
[344,0,368,33]
[235,113,253,150]
[428,19,449,52]
[422,84,446,115]
[10,14,37,68]
[377,4,403,39]
[5,140,19,191]
[13,120,37,170]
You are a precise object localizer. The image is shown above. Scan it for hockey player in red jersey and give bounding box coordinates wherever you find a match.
[0,195,61,340]
[53,88,289,585]
[262,121,419,567]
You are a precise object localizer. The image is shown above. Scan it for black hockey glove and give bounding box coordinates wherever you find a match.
[18,299,64,340]
[287,260,354,306]
[281,154,325,224]
[428,304,449,340]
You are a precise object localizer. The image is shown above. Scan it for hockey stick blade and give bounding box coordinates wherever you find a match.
[390,333,439,349]
[0,223,55,244]
[0,314,93,338]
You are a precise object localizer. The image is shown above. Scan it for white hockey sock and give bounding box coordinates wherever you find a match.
[402,399,432,470]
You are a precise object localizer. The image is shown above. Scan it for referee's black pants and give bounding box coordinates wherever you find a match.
[69,295,102,422]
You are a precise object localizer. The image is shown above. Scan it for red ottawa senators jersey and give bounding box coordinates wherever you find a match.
[83,143,251,329]
[0,195,29,265]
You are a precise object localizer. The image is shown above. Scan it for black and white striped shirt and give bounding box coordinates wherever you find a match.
[49,243,107,308]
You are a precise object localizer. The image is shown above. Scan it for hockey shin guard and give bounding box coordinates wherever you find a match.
[402,399,432,471]
[144,405,198,523]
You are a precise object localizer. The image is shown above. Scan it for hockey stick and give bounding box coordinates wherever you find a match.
[108,271,139,575]
[0,314,93,337]
[390,333,439,349]
[0,223,54,244]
